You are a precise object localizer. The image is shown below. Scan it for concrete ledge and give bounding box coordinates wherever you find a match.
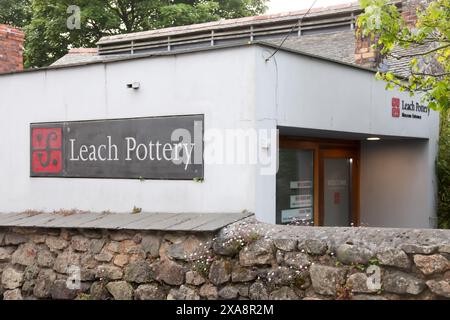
[0,211,253,232]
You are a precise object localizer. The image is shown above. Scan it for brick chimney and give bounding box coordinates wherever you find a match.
[354,0,422,68]
[0,24,25,74]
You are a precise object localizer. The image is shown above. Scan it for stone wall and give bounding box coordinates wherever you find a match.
[0,217,449,300]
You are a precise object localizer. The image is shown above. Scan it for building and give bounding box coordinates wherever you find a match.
[0,1,439,229]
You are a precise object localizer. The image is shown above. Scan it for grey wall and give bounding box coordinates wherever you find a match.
[360,139,438,228]
[253,46,439,227]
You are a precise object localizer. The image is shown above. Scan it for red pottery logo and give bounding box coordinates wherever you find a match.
[31,128,62,174]
[392,97,400,118]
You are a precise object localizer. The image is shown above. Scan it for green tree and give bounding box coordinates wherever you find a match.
[358,0,449,111]
[2,0,267,68]
[0,0,32,27]
[437,111,450,228]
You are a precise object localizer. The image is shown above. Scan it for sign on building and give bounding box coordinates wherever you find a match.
[30,115,204,180]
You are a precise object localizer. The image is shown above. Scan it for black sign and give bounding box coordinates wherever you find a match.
[30,115,204,180]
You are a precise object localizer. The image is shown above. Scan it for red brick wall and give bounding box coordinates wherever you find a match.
[0,24,24,74]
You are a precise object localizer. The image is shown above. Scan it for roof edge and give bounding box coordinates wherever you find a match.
[0,41,377,78]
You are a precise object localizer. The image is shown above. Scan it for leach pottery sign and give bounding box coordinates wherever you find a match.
[30,115,204,180]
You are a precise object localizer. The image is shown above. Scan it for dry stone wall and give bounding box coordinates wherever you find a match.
[0,217,449,300]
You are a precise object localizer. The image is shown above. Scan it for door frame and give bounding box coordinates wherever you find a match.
[279,136,360,226]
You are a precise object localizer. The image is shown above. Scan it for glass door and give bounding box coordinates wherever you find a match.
[320,149,359,227]
[277,137,360,226]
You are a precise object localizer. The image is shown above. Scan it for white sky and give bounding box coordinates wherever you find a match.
[268,0,356,13]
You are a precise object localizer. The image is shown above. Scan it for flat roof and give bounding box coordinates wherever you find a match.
[0,211,253,232]
[0,41,377,78]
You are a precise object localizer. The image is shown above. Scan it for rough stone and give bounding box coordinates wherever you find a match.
[11,243,38,266]
[89,239,106,254]
[352,294,388,300]
[53,250,80,274]
[109,231,134,241]
[1,267,24,289]
[90,282,110,300]
[37,250,55,268]
[439,245,450,254]
[283,252,311,269]
[106,281,134,300]
[22,280,34,294]
[79,229,104,239]
[310,264,346,296]
[0,247,13,262]
[167,235,205,260]
[376,248,411,270]
[24,264,40,280]
[3,289,23,300]
[273,238,298,252]
[105,241,121,253]
[124,261,153,283]
[4,233,28,245]
[141,234,161,257]
[94,249,114,262]
[30,234,46,244]
[33,269,57,298]
[337,244,374,265]
[119,240,142,254]
[413,254,449,275]
[199,283,218,300]
[236,284,249,297]
[346,273,378,293]
[426,280,450,298]
[45,236,68,251]
[186,271,206,286]
[400,244,438,255]
[51,279,79,300]
[154,259,185,285]
[382,270,426,295]
[209,260,232,285]
[249,282,269,300]
[231,265,257,283]
[134,284,166,300]
[304,239,328,255]
[168,285,200,300]
[96,265,123,280]
[113,254,129,267]
[70,236,90,252]
[267,266,297,286]
[218,285,239,299]
[80,254,97,269]
[212,236,241,256]
[269,286,298,300]
[239,239,274,266]
[80,268,96,281]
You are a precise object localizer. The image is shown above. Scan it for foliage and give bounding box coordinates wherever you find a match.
[0,0,268,68]
[358,0,449,111]
[0,0,32,27]
[437,110,450,228]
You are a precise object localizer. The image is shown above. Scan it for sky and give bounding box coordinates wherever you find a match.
[267,0,355,14]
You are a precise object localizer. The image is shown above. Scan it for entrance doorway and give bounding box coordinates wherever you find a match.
[276,137,360,226]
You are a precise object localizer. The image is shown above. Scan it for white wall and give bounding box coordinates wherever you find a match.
[0,47,258,214]
[0,44,440,228]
